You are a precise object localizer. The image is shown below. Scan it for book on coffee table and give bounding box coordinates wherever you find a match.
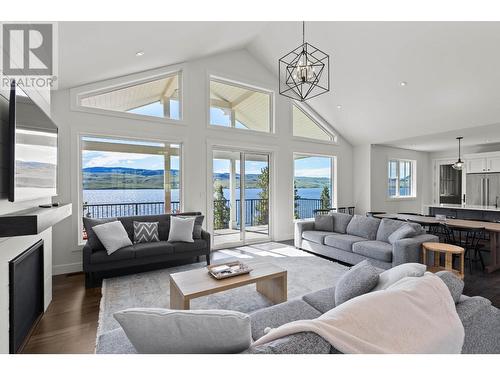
[207,261,252,279]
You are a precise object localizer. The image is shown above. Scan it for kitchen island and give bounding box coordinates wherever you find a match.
[425,204,500,222]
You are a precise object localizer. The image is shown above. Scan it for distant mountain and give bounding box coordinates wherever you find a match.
[83,167,172,176]
[213,173,330,189]
[16,160,56,188]
[83,167,179,190]
[82,166,329,190]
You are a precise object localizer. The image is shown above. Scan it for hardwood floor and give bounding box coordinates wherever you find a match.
[20,246,500,354]
[22,273,101,354]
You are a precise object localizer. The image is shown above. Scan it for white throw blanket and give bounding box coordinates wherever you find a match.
[252,273,465,353]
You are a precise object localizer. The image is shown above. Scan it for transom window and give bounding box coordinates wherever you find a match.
[79,72,181,120]
[292,103,334,141]
[209,78,272,133]
[388,159,416,198]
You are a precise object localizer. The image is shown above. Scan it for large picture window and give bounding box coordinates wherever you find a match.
[293,154,334,219]
[79,72,181,120]
[80,136,181,239]
[209,78,272,133]
[388,159,416,198]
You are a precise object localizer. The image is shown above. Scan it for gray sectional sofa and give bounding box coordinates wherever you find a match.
[95,270,500,354]
[83,212,210,288]
[295,213,438,269]
[245,271,500,354]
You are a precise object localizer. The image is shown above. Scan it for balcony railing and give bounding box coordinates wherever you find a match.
[83,198,323,222]
[83,201,181,219]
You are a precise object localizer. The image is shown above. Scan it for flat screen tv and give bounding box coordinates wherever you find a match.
[8,81,58,202]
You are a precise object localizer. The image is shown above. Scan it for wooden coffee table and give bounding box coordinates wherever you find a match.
[169,263,287,310]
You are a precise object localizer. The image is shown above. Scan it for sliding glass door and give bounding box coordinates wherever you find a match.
[212,149,271,248]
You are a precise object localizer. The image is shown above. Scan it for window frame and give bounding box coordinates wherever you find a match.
[76,133,184,245]
[292,152,337,221]
[207,75,275,135]
[291,102,338,144]
[71,69,185,125]
[387,158,417,200]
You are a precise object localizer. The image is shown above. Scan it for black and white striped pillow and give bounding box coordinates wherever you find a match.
[133,221,160,243]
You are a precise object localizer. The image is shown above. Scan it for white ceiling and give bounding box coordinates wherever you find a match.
[381,121,500,152]
[57,21,500,149]
[57,21,267,89]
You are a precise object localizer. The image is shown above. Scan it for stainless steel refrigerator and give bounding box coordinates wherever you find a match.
[466,173,500,207]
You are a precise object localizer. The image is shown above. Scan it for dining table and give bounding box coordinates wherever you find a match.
[373,213,500,273]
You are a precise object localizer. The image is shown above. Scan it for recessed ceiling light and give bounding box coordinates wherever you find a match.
[336,104,342,109]
[135,51,145,57]
[400,81,408,87]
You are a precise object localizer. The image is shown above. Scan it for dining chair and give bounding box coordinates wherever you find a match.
[442,224,485,273]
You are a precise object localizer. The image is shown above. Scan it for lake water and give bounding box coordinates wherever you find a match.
[83,188,325,204]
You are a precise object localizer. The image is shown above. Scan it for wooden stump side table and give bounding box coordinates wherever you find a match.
[422,242,465,280]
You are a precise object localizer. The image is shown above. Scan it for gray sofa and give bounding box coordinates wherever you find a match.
[295,213,438,269]
[95,270,500,354]
[83,212,210,288]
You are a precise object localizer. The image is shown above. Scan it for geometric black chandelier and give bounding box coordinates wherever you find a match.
[279,21,330,101]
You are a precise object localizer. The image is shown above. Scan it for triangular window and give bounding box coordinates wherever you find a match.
[292,104,334,141]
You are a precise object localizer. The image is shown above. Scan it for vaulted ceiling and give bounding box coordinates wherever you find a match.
[57,21,500,148]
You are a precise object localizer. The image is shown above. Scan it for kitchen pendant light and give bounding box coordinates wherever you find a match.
[452,136,464,170]
[278,21,330,101]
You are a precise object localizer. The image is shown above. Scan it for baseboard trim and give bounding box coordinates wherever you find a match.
[275,233,294,242]
[53,262,82,275]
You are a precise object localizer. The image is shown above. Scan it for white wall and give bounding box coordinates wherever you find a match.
[50,49,354,274]
[353,144,371,214]
[369,145,431,214]
[351,144,433,214]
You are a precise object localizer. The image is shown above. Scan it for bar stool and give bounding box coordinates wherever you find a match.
[366,211,386,217]
[337,207,347,213]
[347,206,355,215]
[407,219,441,236]
[442,223,485,273]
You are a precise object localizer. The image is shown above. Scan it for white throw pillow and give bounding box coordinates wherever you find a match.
[168,216,196,242]
[372,263,427,291]
[92,221,133,255]
[114,308,252,354]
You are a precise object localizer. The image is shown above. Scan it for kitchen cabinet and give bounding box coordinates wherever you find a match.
[465,152,500,173]
[466,158,487,173]
[487,156,500,172]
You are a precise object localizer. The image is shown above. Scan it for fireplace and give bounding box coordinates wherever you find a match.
[9,240,44,353]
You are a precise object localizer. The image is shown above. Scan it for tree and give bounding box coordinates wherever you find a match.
[294,181,301,219]
[320,185,331,210]
[213,183,230,230]
[255,166,269,225]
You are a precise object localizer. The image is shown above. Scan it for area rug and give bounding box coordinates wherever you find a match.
[96,244,349,339]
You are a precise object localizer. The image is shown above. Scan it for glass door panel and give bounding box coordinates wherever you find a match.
[212,150,241,247]
[212,149,271,248]
[439,164,462,204]
[244,153,270,243]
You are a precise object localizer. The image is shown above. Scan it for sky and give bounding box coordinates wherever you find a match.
[82,151,179,170]
[127,99,180,119]
[82,101,332,178]
[83,145,331,178]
